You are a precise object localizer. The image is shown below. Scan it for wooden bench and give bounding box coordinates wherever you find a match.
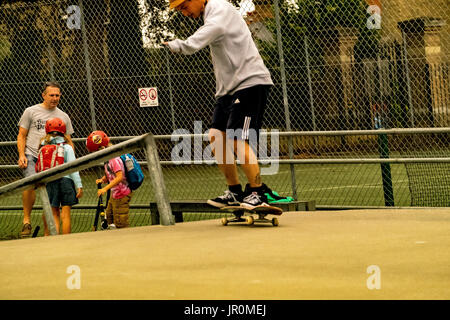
[150,200,316,224]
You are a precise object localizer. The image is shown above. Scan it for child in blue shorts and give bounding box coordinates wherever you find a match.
[38,118,83,235]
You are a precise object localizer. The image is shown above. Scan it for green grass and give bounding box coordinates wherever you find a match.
[4,160,450,240]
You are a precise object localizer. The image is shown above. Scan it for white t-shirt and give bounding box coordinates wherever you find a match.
[168,0,273,98]
[18,104,74,158]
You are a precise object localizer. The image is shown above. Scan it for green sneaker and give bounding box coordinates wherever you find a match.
[261,184,294,203]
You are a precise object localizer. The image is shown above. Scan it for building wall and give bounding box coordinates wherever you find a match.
[381,0,449,60]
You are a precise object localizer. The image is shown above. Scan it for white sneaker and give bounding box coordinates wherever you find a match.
[241,192,269,209]
[107,224,116,230]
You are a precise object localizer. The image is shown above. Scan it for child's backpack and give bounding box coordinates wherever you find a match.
[120,153,144,190]
[35,143,65,172]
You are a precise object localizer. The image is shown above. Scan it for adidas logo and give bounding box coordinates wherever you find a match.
[234,98,241,104]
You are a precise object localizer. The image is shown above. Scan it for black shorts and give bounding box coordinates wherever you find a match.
[46,177,79,208]
[211,85,271,141]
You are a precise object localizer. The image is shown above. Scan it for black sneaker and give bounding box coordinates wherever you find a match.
[207,190,243,208]
[241,184,269,209]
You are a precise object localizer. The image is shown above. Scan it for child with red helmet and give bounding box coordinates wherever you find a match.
[38,117,83,235]
[86,130,132,229]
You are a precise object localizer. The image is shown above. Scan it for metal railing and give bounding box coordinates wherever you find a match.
[0,133,174,235]
[2,128,449,207]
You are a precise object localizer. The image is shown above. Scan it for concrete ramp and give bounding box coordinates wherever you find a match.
[1,208,449,300]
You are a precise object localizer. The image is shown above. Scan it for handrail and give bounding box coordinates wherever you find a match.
[0,127,449,147]
[0,133,174,232]
[0,134,147,197]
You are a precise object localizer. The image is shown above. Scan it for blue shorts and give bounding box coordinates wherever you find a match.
[23,155,37,178]
[46,177,79,207]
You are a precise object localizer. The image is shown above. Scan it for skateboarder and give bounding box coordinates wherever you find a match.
[165,0,290,209]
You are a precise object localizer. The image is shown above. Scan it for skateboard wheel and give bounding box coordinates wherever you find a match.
[272,218,279,226]
[245,216,254,225]
[221,217,228,226]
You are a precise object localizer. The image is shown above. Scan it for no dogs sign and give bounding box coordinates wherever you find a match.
[138,87,159,107]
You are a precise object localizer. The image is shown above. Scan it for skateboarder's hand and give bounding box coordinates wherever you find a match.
[162,42,176,53]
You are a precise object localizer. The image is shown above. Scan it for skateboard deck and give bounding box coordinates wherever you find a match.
[93,184,109,231]
[220,205,283,226]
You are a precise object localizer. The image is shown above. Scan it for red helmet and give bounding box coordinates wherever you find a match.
[45,118,66,134]
[86,130,110,152]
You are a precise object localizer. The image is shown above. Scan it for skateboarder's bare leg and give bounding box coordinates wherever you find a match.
[234,138,261,188]
[209,129,240,186]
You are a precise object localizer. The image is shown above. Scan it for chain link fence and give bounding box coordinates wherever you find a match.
[0,0,449,238]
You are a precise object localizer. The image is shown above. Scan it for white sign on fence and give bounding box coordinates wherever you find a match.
[138,87,159,107]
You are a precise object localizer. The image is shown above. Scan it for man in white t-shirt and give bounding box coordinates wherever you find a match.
[17,81,75,237]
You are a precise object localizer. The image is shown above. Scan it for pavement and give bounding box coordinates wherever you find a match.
[0,208,449,300]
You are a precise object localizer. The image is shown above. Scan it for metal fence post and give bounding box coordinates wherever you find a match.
[274,0,298,201]
[37,185,58,235]
[304,35,316,131]
[79,0,97,131]
[144,134,174,226]
[165,48,176,132]
[401,30,414,128]
[375,53,395,206]
[304,34,320,151]
[378,133,395,206]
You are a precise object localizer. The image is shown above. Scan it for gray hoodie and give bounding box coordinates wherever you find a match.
[168,0,273,98]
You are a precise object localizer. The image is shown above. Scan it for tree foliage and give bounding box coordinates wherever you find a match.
[257,0,380,70]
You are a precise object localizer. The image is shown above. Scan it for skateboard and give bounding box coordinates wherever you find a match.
[93,184,109,231]
[220,205,283,226]
[32,226,40,238]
